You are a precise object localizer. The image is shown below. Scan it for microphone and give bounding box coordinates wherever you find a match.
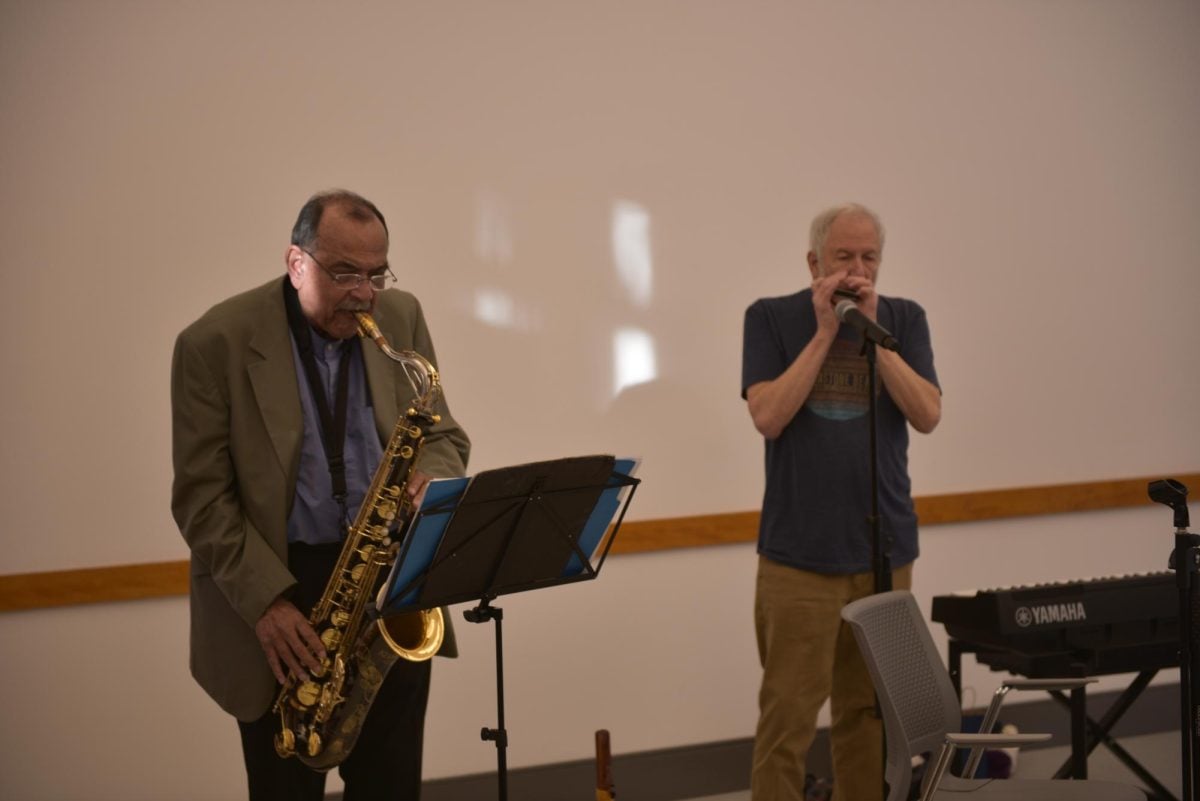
[835,299,900,351]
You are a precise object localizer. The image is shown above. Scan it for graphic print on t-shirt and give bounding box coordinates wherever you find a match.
[807,337,871,421]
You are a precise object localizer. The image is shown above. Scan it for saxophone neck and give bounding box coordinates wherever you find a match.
[354,312,442,411]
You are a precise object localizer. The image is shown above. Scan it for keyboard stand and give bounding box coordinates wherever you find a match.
[948,641,1086,779]
[1047,669,1177,801]
[947,641,1177,800]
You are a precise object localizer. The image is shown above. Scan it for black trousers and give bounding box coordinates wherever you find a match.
[238,542,433,801]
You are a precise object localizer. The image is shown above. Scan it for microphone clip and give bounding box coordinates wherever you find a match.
[834,299,900,351]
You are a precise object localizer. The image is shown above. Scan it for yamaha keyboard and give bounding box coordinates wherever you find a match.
[931,572,1179,677]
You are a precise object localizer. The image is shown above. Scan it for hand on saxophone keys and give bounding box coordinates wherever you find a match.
[255,597,327,684]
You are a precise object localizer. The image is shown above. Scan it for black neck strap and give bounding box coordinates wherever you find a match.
[283,278,356,527]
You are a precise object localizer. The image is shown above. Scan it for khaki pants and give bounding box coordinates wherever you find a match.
[751,556,913,801]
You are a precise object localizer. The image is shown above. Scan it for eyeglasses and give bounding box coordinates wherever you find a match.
[302,249,396,291]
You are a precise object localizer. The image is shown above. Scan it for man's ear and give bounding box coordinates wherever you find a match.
[285,245,305,284]
[806,251,821,280]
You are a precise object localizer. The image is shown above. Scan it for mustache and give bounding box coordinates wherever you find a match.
[337,300,373,312]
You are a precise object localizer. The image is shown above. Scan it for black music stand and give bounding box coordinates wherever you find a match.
[380,454,640,801]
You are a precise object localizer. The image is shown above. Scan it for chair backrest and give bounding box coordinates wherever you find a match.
[842,591,963,801]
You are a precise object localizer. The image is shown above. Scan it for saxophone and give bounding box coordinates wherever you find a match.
[273,311,446,769]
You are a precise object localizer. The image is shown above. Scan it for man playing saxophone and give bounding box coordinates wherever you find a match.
[171,190,470,800]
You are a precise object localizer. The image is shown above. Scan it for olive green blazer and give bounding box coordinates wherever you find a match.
[171,277,470,721]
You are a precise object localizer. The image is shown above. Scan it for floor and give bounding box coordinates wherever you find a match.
[686,730,1183,801]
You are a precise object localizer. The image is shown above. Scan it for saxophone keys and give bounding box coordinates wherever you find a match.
[274,728,296,757]
[295,681,321,707]
[321,628,343,652]
[399,445,414,459]
[306,731,323,758]
[319,682,345,714]
[374,500,397,521]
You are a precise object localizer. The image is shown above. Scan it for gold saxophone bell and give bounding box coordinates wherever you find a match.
[378,606,445,662]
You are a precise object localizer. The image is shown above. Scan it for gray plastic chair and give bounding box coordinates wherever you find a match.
[841,590,1147,800]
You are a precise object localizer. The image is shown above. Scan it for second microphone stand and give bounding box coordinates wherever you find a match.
[1150,478,1199,801]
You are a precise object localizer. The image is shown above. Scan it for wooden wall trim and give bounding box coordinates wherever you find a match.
[2,473,1194,613]
[0,560,192,614]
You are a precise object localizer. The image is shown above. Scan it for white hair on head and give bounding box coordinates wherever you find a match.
[809,203,885,267]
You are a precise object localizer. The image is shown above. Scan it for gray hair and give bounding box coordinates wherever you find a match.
[809,203,885,266]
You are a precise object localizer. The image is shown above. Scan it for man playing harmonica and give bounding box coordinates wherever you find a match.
[741,203,941,800]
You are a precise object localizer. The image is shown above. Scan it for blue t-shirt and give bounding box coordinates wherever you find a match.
[741,290,939,574]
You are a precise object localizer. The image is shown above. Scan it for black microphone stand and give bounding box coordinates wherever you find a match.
[863,337,891,595]
[862,335,892,801]
[840,298,898,596]
[1150,478,1199,801]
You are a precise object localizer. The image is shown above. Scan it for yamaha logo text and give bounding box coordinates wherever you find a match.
[1014,602,1087,627]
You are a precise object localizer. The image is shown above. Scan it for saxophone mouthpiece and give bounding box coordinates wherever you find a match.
[354,312,386,346]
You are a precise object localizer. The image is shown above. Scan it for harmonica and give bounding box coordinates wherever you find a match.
[833,288,860,301]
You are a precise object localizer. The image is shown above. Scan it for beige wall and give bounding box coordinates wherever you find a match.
[1,1,1198,798]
